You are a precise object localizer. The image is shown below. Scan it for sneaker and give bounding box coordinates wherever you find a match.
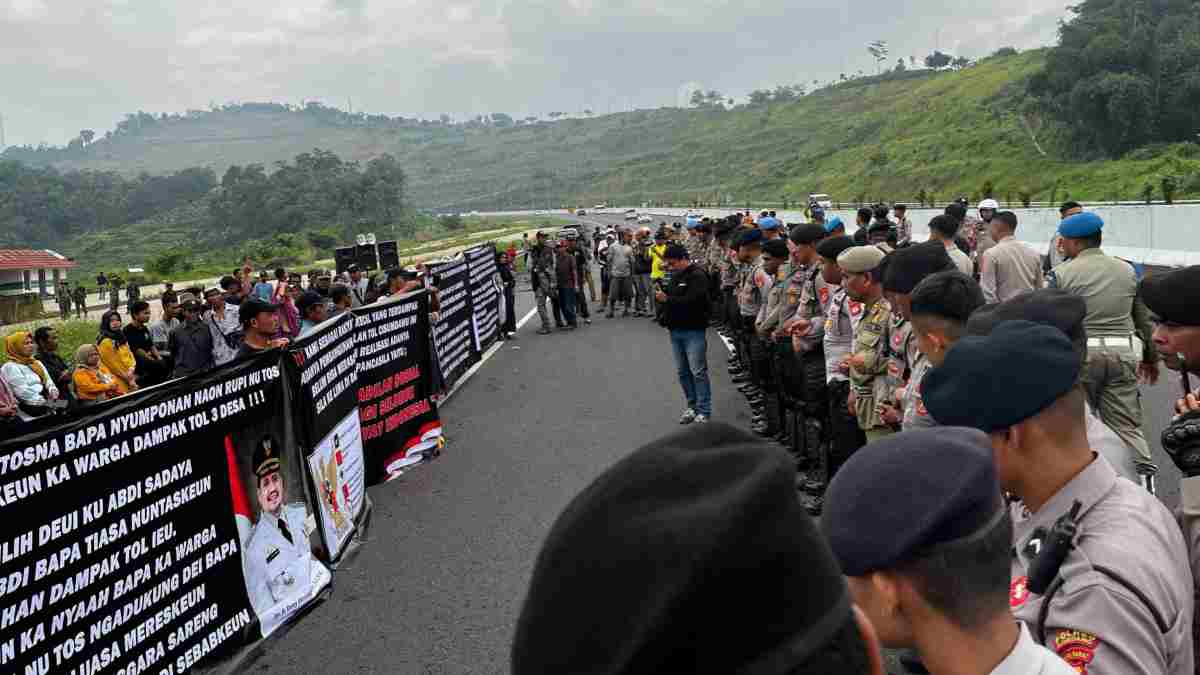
[584,318,592,325]
[694,414,709,424]
[679,408,697,425]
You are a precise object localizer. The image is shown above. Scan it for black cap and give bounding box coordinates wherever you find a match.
[1140,266,1200,326]
[297,291,324,315]
[882,241,953,294]
[762,238,789,259]
[663,243,689,260]
[239,297,278,324]
[815,235,856,261]
[822,427,1005,576]
[512,424,851,675]
[924,320,1081,432]
[252,435,281,480]
[788,223,826,246]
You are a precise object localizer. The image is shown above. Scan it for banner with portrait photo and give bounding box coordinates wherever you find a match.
[464,242,500,354]
[285,313,369,564]
[352,291,443,485]
[0,351,327,675]
[431,257,478,393]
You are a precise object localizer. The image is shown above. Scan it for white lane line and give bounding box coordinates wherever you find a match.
[516,306,538,329]
[440,307,538,405]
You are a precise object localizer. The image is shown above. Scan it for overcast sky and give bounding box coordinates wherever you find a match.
[1,0,1071,147]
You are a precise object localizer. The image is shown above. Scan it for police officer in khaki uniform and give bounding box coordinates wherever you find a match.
[1049,212,1160,491]
[925,321,1194,675]
[752,238,791,439]
[837,245,894,442]
[245,436,317,617]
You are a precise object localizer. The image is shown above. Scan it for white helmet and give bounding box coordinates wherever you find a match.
[978,198,999,210]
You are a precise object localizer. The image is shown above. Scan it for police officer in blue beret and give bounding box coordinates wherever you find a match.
[1049,211,1160,492]
[923,321,1193,675]
[823,428,1077,674]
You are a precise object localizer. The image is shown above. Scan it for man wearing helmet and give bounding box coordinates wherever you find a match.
[975,198,999,262]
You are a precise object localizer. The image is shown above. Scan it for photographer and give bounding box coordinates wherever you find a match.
[655,244,711,425]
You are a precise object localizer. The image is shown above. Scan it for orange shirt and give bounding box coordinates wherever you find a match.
[74,367,120,401]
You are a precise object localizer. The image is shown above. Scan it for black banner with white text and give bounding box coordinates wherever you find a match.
[431,258,478,393]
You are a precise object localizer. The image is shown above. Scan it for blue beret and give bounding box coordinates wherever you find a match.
[758,216,780,230]
[686,216,700,229]
[923,320,1081,432]
[823,216,844,233]
[821,427,1004,576]
[736,228,764,248]
[1058,211,1103,238]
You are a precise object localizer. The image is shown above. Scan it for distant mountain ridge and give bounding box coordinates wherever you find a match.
[12,49,1200,209]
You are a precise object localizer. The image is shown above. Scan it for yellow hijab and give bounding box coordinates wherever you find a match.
[4,332,49,385]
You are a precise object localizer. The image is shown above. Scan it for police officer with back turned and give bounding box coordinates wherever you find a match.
[1049,211,1160,492]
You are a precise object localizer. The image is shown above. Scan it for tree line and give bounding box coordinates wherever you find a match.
[0,161,216,247]
[1029,0,1200,157]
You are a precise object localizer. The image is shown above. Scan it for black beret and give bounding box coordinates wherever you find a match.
[512,423,851,674]
[822,427,1005,576]
[882,241,953,294]
[735,228,764,249]
[924,321,1081,432]
[788,223,826,246]
[1140,266,1200,326]
[945,203,967,220]
[663,243,689,260]
[966,289,1086,346]
[867,220,892,234]
[762,238,789,259]
[815,235,856,261]
[910,271,985,322]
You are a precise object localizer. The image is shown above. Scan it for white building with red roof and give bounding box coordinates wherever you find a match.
[0,249,76,323]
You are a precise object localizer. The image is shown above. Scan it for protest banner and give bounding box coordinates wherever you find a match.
[464,243,500,354]
[285,313,369,564]
[0,352,329,674]
[431,257,478,393]
[352,291,443,484]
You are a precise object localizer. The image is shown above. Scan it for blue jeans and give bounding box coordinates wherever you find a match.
[670,329,711,416]
[558,287,578,326]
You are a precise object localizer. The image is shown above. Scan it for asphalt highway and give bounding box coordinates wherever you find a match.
[242,212,1189,674]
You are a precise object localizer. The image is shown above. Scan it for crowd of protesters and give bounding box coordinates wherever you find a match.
[513,200,1200,675]
[1,249,523,428]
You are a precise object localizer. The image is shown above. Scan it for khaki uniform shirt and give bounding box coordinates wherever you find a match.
[1010,455,1194,675]
[901,353,937,430]
[823,287,860,384]
[1049,248,1156,362]
[787,263,832,354]
[755,266,790,334]
[738,262,770,318]
[705,238,725,275]
[981,235,1044,303]
[685,233,707,265]
[848,296,892,430]
[886,314,914,396]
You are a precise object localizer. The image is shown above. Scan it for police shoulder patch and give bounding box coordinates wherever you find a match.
[1009,576,1029,608]
[1054,629,1100,673]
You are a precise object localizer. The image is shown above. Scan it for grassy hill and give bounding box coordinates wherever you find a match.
[30,49,1200,208]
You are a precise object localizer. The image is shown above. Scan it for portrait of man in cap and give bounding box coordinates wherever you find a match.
[243,434,325,631]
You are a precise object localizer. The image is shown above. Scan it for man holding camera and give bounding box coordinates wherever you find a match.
[655,244,711,425]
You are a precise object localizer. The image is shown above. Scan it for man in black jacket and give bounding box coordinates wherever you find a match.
[656,244,712,424]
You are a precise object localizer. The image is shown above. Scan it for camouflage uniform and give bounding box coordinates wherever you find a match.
[848,297,894,441]
[529,242,557,331]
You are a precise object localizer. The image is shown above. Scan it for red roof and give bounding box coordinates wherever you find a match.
[0,250,77,271]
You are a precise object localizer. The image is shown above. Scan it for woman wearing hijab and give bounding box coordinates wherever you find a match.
[97,310,138,395]
[1,331,59,416]
[73,343,121,405]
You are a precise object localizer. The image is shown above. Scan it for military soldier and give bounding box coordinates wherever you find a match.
[838,246,893,442]
[529,231,558,335]
[1049,211,1160,491]
[56,282,72,320]
[245,436,317,617]
[925,321,1194,675]
[72,284,88,319]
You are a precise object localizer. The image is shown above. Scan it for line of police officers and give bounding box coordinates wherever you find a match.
[655,203,1200,673]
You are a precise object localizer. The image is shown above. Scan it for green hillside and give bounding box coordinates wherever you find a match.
[27,49,1200,208]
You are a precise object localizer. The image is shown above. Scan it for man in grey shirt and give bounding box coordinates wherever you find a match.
[979,211,1043,303]
[605,230,635,318]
